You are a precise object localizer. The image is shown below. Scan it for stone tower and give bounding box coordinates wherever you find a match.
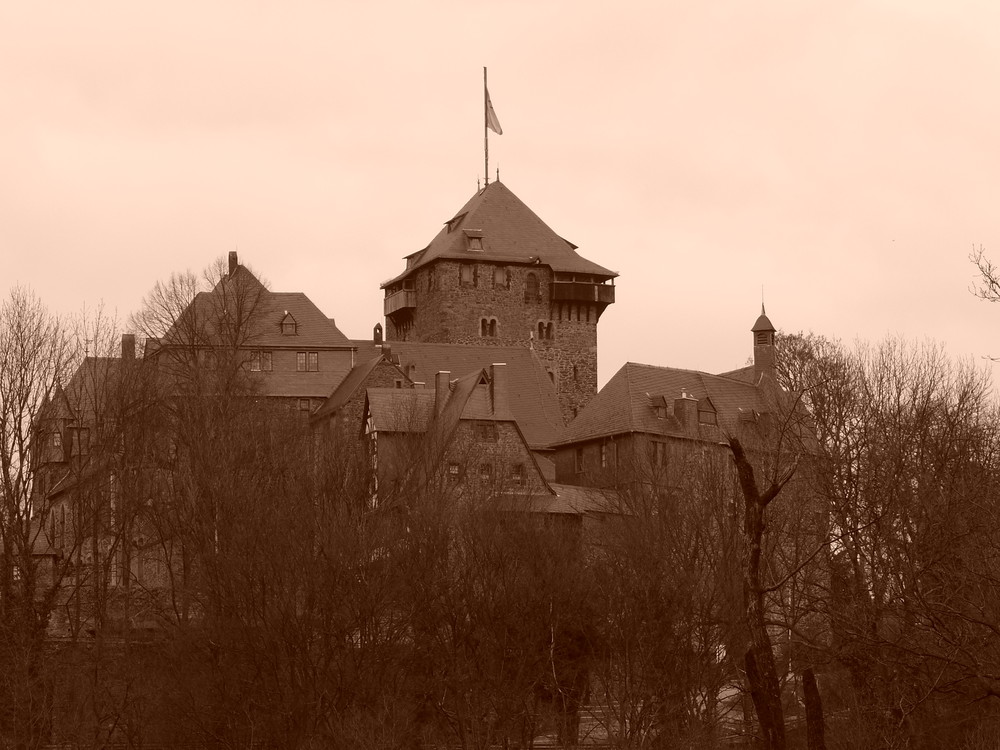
[381,181,617,422]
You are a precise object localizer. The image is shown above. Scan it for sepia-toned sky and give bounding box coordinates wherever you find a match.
[3,1,1000,387]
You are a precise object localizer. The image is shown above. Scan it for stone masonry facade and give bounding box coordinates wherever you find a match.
[385,260,602,422]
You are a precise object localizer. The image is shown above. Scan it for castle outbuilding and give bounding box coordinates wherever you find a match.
[380,181,617,422]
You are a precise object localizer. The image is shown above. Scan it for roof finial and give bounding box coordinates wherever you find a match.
[477,177,481,191]
[496,166,499,183]
[761,285,766,315]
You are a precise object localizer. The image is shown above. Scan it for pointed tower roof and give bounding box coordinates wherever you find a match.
[382,181,616,287]
[752,304,776,333]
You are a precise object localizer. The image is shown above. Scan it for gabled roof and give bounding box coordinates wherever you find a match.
[557,362,782,445]
[365,366,556,497]
[160,264,353,350]
[312,354,406,421]
[352,340,564,449]
[381,181,616,287]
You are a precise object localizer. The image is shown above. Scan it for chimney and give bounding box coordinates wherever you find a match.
[435,371,451,415]
[121,333,136,360]
[673,391,698,429]
[490,363,509,417]
[228,251,238,276]
[373,322,383,347]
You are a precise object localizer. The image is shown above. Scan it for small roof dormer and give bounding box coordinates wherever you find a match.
[281,311,297,336]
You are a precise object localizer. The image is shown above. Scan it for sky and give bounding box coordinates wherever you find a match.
[3,1,1000,388]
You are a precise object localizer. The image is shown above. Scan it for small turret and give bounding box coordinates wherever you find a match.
[752,304,776,380]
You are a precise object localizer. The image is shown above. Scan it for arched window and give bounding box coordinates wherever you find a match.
[573,364,578,382]
[488,319,497,337]
[538,322,545,340]
[548,370,556,384]
[545,322,554,340]
[481,319,488,337]
[525,273,539,302]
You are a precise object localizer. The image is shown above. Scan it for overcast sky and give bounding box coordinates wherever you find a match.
[3,1,999,387]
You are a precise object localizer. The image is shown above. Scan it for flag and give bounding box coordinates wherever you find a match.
[486,87,503,135]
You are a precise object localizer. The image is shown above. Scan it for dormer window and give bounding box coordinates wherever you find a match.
[651,395,668,419]
[698,397,718,425]
[281,312,297,335]
[464,229,485,251]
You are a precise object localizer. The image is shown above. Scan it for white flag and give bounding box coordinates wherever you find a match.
[486,87,503,135]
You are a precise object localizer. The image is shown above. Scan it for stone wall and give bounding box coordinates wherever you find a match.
[385,260,601,424]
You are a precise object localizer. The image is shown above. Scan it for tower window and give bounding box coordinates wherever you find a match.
[756,332,771,345]
[460,264,474,286]
[493,266,508,288]
[537,320,553,341]
[525,273,539,302]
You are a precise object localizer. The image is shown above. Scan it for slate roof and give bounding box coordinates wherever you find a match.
[351,341,564,449]
[161,265,353,350]
[312,355,389,420]
[366,389,435,433]
[717,364,757,384]
[557,362,782,445]
[526,483,619,515]
[381,181,616,287]
[752,306,776,333]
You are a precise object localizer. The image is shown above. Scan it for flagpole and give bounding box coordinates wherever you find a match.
[484,66,489,187]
